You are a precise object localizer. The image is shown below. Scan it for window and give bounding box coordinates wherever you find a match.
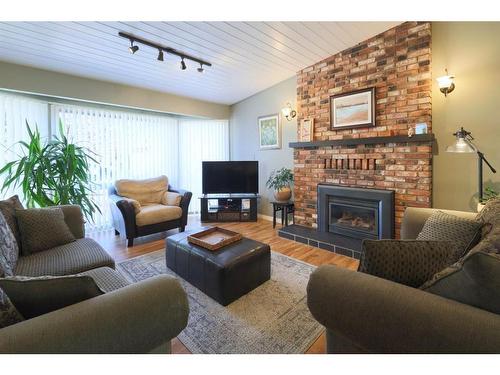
[0,92,49,197]
[0,91,229,231]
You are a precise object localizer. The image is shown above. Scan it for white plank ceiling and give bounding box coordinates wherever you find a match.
[0,22,400,105]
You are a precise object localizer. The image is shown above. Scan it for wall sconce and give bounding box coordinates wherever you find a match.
[436,69,455,97]
[281,102,297,121]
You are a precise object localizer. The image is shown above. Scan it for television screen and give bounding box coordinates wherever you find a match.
[202,161,258,194]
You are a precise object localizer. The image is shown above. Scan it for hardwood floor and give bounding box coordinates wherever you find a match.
[89,216,359,354]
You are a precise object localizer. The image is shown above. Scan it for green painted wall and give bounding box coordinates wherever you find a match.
[230,77,297,217]
[432,22,500,211]
[0,61,230,119]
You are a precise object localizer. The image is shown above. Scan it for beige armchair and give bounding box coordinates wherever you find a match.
[108,176,192,247]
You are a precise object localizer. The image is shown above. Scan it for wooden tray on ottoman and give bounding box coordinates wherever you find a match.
[187,227,243,251]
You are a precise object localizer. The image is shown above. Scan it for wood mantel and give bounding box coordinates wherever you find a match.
[289,133,435,149]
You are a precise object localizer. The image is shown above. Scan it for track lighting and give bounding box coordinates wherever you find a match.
[119,31,212,72]
[128,40,139,54]
[157,49,164,62]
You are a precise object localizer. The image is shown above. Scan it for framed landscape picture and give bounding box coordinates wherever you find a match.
[330,87,375,130]
[299,118,314,142]
[258,113,281,150]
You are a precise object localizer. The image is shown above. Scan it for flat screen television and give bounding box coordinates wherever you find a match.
[202,161,258,195]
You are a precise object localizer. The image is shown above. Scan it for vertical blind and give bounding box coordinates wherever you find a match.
[0,92,48,198]
[178,119,230,213]
[0,91,229,232]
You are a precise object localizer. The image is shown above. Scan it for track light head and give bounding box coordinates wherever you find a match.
[157,49,164,61]
[197,63,204,73]
[180,58,187,71]
[128,40,139,54]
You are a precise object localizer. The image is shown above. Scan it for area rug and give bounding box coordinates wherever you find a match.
[116,249,323,354]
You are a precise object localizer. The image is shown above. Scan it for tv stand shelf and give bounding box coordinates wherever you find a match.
[200,194,259,222]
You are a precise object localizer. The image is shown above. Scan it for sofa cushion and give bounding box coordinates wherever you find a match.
[0,275,104,319]
[16,208,76,255]
[80,267,130,293]
[162,191,182,207]
[416,210,483,261]
[115,176,169,205]
[359,240,456,288]
[14,238,115,277]
[0,287,24,328]
[0,195,24,248]
[136,204,182,227]
[422,251,500,315]
[0,211,19,277]
[476,197,500,240]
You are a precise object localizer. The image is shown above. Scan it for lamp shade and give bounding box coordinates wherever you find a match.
[446,136,475,153]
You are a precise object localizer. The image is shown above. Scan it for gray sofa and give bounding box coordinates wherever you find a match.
[307,207,500,354]
[0,205,189,354]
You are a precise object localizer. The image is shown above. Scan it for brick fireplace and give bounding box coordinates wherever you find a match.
[279,22,433,258]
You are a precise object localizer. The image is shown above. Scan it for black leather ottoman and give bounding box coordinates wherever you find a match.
[166,230,271,306]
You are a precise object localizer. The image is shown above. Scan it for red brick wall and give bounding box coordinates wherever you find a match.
[294,22,432,237]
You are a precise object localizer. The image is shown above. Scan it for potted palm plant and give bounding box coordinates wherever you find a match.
[266,167,294,201]
[0,121,100,221]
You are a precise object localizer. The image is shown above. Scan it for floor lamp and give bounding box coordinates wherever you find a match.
[446,127,497,202]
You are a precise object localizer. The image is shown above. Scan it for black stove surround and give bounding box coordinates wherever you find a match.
[317,184,394,240]
[278,184,395,259]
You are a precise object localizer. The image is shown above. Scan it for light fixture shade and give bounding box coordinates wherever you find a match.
[436,69,455,96]
[157,50,164,61]
[436,75,454,89]
[281,102,297,121]
[180,59,187,70]
[129,45,139,54]
[446,136,475,153]
[281,106,292,118]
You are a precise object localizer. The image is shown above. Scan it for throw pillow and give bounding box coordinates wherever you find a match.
[416,210,483,262]
[421,231,500,289]
[0,211,19,277]
[422,250,500,315]
[359,240,456,288]
[0,275,104,319]
[0,287,24,328]
[476,196,500,240]
[15,208,76,255]
[0,195,24,248]
[162,191,182,206]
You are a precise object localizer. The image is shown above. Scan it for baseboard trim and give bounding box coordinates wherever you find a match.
[258,213,282,224]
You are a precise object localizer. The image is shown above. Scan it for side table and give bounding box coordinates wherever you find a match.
[271,201,295,229]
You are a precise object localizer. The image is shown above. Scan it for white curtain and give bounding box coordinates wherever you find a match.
[178,119,229,214]
[0,92,49,198]
[51,104,180,231]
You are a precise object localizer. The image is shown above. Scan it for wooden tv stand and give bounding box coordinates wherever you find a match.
[200,194,259,222]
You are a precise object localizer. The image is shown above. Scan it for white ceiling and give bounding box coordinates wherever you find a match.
[0,22,400,105]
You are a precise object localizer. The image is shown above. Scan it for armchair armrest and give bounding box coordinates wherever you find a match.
[307,265,500,353]
[401,207,477,239]
[108,191,137,239]
[168,187,192,228]
[0,275,189,353]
